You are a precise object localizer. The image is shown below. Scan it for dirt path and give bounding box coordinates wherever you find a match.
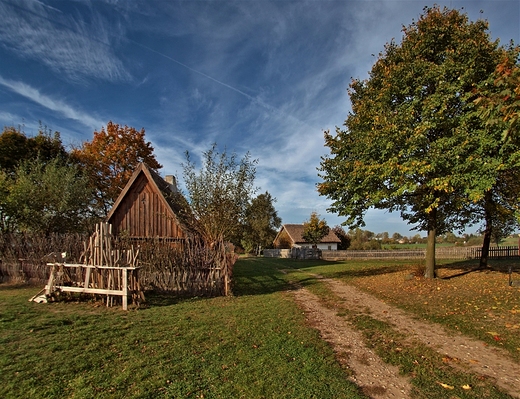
[288,273,520,399]
[292,286,413,399]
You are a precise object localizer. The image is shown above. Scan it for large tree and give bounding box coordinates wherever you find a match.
[71,121,162,216]
[332,225,350,250]
[4,158,92,234]
[0,127,30,173]
[182,144,257,244]
[473,49,520,267]
[241,191,282,254]
[0,125,67,174]
[318,6,508,278]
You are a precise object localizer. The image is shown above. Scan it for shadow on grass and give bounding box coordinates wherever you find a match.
[142,257,299,305]
[437,258,520,280]
[232,257,294,296]
[324,265,410,280]
[0,282,39,291]
[143,292,208,308]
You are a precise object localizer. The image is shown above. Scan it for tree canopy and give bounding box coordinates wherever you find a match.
[0,125,68,173]
[0,158,92,234]
[302,211,329,247]
[476,48,520,142]
[71,121,162,217]
[182,144,257,244]
[318,6,513,277]
[331,225,350,250]
[241,191,282,254]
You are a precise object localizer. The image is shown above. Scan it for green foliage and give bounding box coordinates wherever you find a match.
[318,6,512,277]
[476,46,520,142]
[0,124,68,174]
[3,158,92,234]
[331,225,350,249]
[302,211,329,246]
[183,144,258,244]
[0,126,30,172]
[0,171,15,233]
[348,228,381,250]
[241,191,281,254]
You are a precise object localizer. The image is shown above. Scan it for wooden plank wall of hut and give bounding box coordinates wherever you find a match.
[111,174,184,239]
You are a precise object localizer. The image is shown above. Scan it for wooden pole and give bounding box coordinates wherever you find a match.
[122,268,128,311]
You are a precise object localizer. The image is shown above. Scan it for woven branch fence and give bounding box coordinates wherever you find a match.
[0,231,236,297]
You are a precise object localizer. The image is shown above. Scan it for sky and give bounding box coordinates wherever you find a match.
[0,0,519,237]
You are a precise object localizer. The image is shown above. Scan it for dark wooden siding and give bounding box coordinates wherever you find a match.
[108,174,185,240]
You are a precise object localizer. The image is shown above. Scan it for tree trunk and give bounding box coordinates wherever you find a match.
[424,208,436,279]
[424,228,436,278]
[480,192,493,269]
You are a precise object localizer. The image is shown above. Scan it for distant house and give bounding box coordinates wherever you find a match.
[273,224,341,250]
[106,163,192,242]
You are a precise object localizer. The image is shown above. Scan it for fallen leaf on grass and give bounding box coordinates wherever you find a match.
[438,382,455,390]
[487,331,501,340]
[462,384,472,390]
[442,355,459,363]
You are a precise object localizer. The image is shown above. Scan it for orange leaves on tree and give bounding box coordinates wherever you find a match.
[72,121,162,215]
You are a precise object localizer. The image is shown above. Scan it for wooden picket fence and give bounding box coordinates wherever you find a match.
[321,246,520,261]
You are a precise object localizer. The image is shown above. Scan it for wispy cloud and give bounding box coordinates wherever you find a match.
[0,76,104,129]
[0,0,130,83]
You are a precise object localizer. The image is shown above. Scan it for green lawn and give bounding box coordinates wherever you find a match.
[2,257,519,399]
[262,257,519,399]
[0,259,364,399]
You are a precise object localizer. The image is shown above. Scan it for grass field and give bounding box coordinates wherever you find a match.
[0,260,364,399]
[289,257,520,361]
[1,257,519,398]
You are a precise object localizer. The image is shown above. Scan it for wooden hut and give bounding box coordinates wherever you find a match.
[106,163,192,242]
[106,163,232,296]
[273,224,341,250]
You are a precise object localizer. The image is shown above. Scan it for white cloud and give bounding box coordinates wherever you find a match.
[0,0,130,83]
[0,76,104,129]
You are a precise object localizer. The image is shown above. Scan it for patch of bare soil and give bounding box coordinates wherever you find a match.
[290,273,520,399]
[291,284,412,399]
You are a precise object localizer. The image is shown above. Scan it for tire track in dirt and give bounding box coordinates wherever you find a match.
[315,275,520,398]
[291,284,412,399]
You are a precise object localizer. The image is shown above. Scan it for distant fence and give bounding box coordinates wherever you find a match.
[263,248,321,260]
[264,246,520,261]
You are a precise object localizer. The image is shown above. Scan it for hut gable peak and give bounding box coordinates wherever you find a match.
[106,163,190,240]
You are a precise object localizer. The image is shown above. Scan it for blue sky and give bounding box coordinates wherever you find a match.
[0,0,519,237]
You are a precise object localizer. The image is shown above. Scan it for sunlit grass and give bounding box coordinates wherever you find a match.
[271,258,516,399]
[0,260,364,399]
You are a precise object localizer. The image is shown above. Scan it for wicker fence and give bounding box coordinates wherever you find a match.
[0,231,235,297]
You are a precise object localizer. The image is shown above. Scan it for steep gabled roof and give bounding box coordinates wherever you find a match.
[106,163,197,236]
[274,224,341,245]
